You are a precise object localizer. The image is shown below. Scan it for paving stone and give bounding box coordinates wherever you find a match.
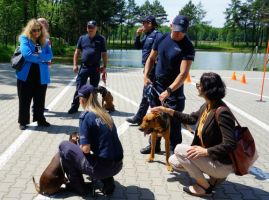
[0,65,269,199]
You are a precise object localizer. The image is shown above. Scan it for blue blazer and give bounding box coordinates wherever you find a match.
[16,35,53,84]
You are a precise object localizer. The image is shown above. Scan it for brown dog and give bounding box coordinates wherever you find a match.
[33,132,79,195]
[139,113,172,171]
[97,86,115,112]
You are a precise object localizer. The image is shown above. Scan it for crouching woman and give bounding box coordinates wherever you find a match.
[59,84,123,195]
[151,72,236,197]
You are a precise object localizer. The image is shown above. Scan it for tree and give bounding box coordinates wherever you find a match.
[179,1,207,46]
[139,0,168,25]
[224,0,241,46]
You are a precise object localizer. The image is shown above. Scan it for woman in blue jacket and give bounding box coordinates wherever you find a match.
[17,19,53,130]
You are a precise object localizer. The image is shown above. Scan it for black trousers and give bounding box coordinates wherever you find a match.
[135,67,156,120]
[17,64,47,125]
[70,66,100,110]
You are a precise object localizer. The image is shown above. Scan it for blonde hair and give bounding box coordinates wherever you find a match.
[83,92,113,130]
[21,18,48,46]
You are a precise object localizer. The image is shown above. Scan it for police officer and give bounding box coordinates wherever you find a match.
[60,84,123,195]
[142,15,195,154]
[68,20,108,114]
[126,16,162,125]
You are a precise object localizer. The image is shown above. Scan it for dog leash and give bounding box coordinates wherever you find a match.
[148,84,169,107]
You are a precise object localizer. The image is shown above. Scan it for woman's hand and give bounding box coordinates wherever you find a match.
[186,146,208,159]
[151,106,166,114]
[151,106,175,116]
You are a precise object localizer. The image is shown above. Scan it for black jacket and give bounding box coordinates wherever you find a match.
[173,100,236,164]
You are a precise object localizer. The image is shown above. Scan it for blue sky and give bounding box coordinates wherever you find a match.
[135,0,232,27]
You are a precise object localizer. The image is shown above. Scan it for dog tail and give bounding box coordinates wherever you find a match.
[32,177,40,193]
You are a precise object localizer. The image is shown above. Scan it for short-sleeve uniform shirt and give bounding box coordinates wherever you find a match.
[79,111,123,161]
[77,34,107,67]
[153,33,195,87]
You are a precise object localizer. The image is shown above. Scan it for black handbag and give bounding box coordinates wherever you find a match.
[10,46,25,71]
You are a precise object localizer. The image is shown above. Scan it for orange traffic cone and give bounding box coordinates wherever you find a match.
[185,73,191,83]
[231,72,237,80]
[240,73,247,84]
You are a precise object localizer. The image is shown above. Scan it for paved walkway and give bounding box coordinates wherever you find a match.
[0,63,269,200]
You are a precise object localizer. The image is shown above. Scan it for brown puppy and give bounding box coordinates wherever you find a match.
[33,132,79,195]
[139,113,172,171]
[97,86,115,112]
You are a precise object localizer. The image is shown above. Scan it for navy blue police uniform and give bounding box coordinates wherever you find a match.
[70,34,107,111]
[133,29,163,122]
[151,33,195,150]
[59,111,123,195]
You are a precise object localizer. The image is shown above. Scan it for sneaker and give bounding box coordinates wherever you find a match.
[68,107,78,114]
[126,116,142,125]
[37,120,51,127]
[19,124,27,130]
[140,145,161,154]
[101,177,115,195]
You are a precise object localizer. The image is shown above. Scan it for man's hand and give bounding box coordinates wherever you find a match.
[136,26,144,36]
[159,90,170,102]
[99,66,106,73]
[144,76,152,86]
[73,65,78,73]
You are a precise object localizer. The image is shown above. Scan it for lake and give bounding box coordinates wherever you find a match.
[108,50,266,71]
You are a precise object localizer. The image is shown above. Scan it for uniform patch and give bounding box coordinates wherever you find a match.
[174,47,181,52]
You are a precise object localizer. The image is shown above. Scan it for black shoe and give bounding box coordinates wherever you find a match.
[19,124,27,130]
[37,120,51,127]
[101,177,115,195]
[66,182,90,195]
[126,116,142,125]
[140,145,161,154]
[44,108,49,112]
[68,107,78,114]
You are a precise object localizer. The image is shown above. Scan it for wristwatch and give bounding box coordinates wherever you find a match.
[166,87,172,95]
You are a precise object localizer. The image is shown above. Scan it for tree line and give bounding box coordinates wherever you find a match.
[0,0,268,52]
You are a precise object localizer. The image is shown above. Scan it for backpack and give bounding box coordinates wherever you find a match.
[216,106,258,176]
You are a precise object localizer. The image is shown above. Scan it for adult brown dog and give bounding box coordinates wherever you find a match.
[32,132,79,195]
[139,113,172,171]
[97,86,115,112]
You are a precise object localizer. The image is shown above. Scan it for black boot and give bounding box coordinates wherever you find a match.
[140,145,161,154]
[101,177,115,195]
[126,116,142,125]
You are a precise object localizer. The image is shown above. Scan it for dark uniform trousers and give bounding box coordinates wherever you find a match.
[135,66,156,120]
[70,65,100,110]
[59,141,123,194]
[17,64,47,125]
[151,80,185,150]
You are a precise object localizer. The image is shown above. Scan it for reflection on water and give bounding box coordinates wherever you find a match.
[108,50,266,70]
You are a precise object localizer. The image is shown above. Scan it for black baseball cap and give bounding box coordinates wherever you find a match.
[76,84,95,99]
[142,16,158,26]
[172,15,189,33]
[87,20,97,28]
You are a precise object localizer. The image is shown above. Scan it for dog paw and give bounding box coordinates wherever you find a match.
[147,158,154,162]
[166,165,173,172]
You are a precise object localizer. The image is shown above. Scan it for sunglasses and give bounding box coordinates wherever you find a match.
[32,29,41,33]
[196,83,201,89]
